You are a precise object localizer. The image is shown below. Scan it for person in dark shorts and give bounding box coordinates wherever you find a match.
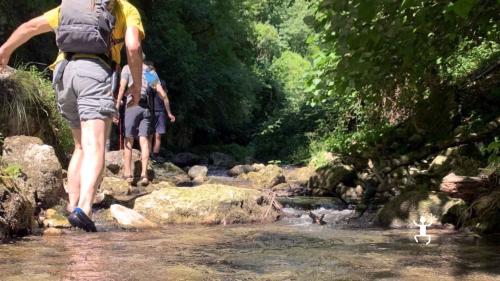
[150,79,175,163]
[117,60,174,185]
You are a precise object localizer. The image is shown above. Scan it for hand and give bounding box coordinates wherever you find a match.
[168,113,176,123]
[0,47,12,71]
[127,84,141,107]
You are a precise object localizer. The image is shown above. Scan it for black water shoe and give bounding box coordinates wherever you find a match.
[68,208,97,232]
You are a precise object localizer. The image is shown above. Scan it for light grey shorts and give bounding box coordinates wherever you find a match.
[124,105,151,138]
[53,58,116,129]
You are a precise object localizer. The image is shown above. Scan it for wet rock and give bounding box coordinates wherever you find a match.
[42,209,70,228]
[2,136,64,208]
[337,184,365,204]
[375,189,466,228]
[99,177,130,197]
[151,162,191,186]
[110,204,158,229]
[188,165,208,183]
[172,152,201,167]
[237,164,285,189]
[0,183,34,240]
[228,164,255,177]
[209,152,235,168]
[307,162,356,196]
[272,183,306,197]
[134,184,279,224]
[43,227,63,236]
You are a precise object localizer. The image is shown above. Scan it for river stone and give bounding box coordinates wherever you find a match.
[100,177,130,196]
[151,162,191,186]
[209,152,235,168]
[42,208,71,228]
[252,163,266,171]
[110,204,158,229]
[0,183,34,240]
[307,162,356,196]
[43,227,63,236]
[283,166,316,186]
[375,190,466,228]
[188,165,208,181]
[228,164,255,177]
[237,164,285,189]
[105,149,141,176]
[134,184,279,224]
[2,136,64,208]
[429,146,484,177]
[172,152,201,167]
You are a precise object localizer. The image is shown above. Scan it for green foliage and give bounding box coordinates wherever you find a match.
[0,164,22,179]
[0,67,73,154]
[270,51,311,105]
[484,137,500,165]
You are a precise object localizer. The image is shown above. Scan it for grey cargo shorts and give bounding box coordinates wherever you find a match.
[53,58,116,128]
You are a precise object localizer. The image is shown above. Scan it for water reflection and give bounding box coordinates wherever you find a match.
[0,225,499,280]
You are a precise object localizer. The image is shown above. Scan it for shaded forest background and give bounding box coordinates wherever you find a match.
[0,0,499,166]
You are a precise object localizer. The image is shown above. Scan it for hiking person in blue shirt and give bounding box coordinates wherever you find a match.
[117,59,174,185]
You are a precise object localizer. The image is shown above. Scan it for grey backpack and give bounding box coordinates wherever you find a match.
[56,0,116,55]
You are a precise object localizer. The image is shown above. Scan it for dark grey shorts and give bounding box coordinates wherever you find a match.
[154,111,167,135]
[53,58,116,129]
[124,106,151,138]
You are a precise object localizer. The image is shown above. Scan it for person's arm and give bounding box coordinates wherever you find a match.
[155,83,176,122]
[0,16,52,68]
[116,78,128,110]
[124,26,143,107]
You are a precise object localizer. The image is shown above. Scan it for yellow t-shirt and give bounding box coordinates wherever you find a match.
[43,0,145,69]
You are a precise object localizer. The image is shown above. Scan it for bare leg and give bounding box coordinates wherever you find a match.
[66,128,82,213]
[77,119,110,216]
[153,133,161,154]
[139,136,150,177]
[123,137,134,178]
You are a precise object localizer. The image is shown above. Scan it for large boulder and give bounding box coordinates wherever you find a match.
[2,136,64,208]
[151,162,191,186]
[172,152,201,167]
[237,164,285,189]
[209,152,235,168]
[134,184,279,224]
[307,162,356,196]
[375,189,466,228]
[0,183,34,240]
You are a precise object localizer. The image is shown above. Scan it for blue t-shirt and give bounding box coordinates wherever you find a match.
[121,64,159,101]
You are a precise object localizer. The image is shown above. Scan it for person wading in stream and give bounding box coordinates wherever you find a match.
[0,0,145,232]
[116,59,174,186]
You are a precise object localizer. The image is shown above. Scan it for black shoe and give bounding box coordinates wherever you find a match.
[68,208,97,232]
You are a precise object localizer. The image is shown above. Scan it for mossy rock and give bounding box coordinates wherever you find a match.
[375,188,466,228]
[0,183,34,240]
[134,184,279,224]
[237,164,285,189]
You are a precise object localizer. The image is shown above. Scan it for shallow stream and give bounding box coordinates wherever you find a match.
[1,197,499,281]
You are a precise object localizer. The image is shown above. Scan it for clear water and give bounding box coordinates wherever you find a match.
[1,222,499,280]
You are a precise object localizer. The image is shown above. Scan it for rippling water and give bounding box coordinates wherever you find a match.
[1,222,499,281]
